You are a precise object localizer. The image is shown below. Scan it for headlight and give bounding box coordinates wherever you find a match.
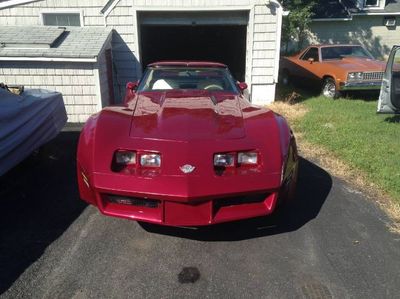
[115,150,136,165]
[140,153,161,167]
[214,153,235,167]
[348,72,363,80]
[238,151,258,165]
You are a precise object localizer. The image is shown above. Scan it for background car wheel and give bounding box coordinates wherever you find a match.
[321,77,340,99]
[280,70,290,86]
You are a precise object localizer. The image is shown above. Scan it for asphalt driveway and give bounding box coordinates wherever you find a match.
[0,132,399,298]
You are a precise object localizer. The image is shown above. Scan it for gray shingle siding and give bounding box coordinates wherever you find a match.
[308,15,399,59]
[0,61,98,123]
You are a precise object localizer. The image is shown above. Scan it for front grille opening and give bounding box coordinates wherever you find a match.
[214,193,268,210]
[363,71,384,81]
[107,194,160,208]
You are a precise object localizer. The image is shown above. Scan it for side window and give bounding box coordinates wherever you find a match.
[301,48,319,61]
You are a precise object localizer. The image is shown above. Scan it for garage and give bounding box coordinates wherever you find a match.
[137,11,248,82]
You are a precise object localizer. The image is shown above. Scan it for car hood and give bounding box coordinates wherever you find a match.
[324,57,385,71]
[129,91,246,141]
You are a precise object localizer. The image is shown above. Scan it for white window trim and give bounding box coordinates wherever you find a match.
[363,0,384,10]
[39,9,84,27]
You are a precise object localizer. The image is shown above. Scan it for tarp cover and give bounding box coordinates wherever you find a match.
[0,88,67,176]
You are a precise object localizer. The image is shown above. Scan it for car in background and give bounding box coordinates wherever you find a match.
[280,44,386,98]
[378,45,400,114]
[77,61,298,227]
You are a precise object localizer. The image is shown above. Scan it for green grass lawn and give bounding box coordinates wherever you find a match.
[291,92,400,202]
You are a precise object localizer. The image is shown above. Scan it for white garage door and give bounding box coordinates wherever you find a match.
[138,11,249,26]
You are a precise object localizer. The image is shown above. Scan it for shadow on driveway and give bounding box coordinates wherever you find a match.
[0,133,333,293]
[139,158,333,241]
[0,132,87,294]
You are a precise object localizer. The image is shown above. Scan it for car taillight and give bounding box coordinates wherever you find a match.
[238,152,258,165]
[140,153,161,167]
[214,153,235,167]
[115,150,136,165]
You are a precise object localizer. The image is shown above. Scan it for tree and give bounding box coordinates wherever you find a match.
[281,0,315,54]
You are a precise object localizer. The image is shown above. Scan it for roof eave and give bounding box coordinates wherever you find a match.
[0,0,42,9]
[312,17,353,21]
[0,56,98,62]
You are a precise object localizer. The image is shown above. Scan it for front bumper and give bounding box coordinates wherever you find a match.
[97,191,279,226]
[78,170,284,226]
[339,81,382,91]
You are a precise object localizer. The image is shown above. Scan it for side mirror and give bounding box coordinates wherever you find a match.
[308,57,315,63]
[126,81,139,90]
[237,82,248,91]
[124,81,139,105]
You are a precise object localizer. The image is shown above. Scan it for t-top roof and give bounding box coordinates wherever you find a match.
[0,26,113,61]
[148,61,227,68]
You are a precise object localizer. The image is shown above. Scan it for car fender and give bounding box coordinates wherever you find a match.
[273,113,298,185]
[77,113,99,205]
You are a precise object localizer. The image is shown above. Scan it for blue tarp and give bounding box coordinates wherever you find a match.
[0,88,67,176]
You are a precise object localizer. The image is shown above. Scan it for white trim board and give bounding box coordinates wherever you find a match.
[269,0,284,84]
[0,57,97,62]
[352,12,400,15]
[0,0,41,9]
[312,18,353,21]
[101,0,121,17]
[313,12,400,22]
[133,6,252,11]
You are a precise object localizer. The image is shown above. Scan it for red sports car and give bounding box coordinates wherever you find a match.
[77,61,298,226]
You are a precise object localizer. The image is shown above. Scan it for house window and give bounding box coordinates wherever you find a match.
[42,13,81,26]
[365,0,379,7]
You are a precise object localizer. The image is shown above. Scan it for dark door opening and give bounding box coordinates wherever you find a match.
[139,25,247,82]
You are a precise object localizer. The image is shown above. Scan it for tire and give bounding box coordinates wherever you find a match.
[321,77,340,99]
[280,69,290,86]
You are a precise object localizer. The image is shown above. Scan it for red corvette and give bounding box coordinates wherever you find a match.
[77,61,298,226]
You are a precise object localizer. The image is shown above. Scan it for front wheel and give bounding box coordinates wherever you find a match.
[321,78,340,99]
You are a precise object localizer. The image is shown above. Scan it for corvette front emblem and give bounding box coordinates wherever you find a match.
[180,164,195,174]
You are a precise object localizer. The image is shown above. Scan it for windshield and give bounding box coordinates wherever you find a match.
[137,67,238,92]
[321,46,374,60]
